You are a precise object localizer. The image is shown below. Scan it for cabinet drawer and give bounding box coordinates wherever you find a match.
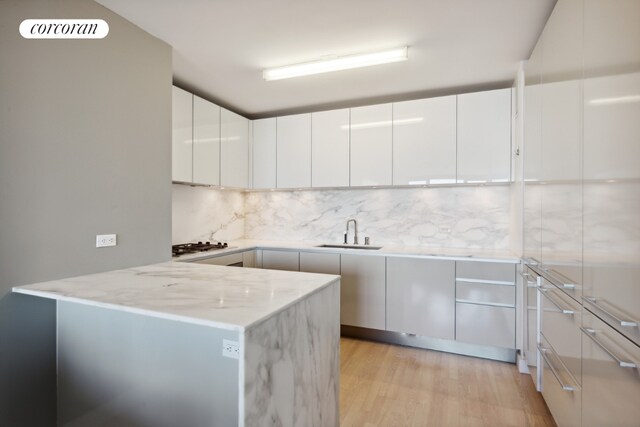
[456,281,515,306]
[456,261,515,283]
[456,303,515,348]
[539,286,582,382]
[582,313,640,427]
[193,252,243,266]
[539,337,581,427]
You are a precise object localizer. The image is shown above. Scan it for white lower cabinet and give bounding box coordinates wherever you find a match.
[454,261,516,349]
[455,303,515,348]
[582,313,640,427]
[540,334,581,427]
[261,250,299,271]
[339,254,386,330]
[242,250,257,268]
[299,252,340,274]
[386,257,455,340]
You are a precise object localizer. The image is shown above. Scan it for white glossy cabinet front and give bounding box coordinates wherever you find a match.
[582,313,640,427]
[340,254,386,330]
[392,96,457,185]
[192,95,220,186]
[172,86,192,183]
[277,114,311,188]
[261,250,299,272]
[386,257,455,340]
[252,118,277,189]
[456,88,511,183]
[349,104,392,187]
[220,108,249,188]
[311,109,350,188]
[299,252,340,275]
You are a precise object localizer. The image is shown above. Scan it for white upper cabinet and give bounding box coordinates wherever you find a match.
[220,108,249,188]
[192,95,220,186]
[311,109,350,188]
[456,88,512,183]
[172,86,193,183]
[392,96,457,185]
[252,118,277,189]
[276,113,312,188]
[350,104,393,186]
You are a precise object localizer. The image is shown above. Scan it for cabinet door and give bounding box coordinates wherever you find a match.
[276,114,311,188]
[456,88,511,183]
[172,86,193,183]
[523,39,543,264]
[252,118,277,189]
[350,104,392,186]
[193,95,220,186]
[392,96,456,185]
[340,254,386,330]
[582,313,640,427]
[299,252,340,274]
[386,257,455,340]
[582,0,640,345]
[261,250,299,271]
[242,250,257,268]
[220,108,249,188]
[455,303,515,348]
[539,0,584,294]
[311,109,349,188]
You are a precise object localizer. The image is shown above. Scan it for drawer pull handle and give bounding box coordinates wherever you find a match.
[540,267,578,290]
[538,288,574,315]
[581,327,637,369]
[583,297,638,328]
[519,271,537,287]
[537,345,577,391]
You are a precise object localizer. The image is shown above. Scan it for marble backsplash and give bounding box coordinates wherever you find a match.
[244,186,511,249]
[172,185,244,244]
[172,184,512,249]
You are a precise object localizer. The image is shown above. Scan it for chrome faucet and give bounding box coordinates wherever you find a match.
[345,219,358,245]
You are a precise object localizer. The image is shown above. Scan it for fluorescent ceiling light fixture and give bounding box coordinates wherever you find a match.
[263,46,408,81]
[588,94,640,106]
[341,117,422,131]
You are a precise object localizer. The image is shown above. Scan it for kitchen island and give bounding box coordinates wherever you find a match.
[13,262,340,427]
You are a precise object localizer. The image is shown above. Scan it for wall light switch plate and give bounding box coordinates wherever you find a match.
[96,234,117,248]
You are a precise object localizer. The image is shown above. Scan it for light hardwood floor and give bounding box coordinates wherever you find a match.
[339,337,556,427]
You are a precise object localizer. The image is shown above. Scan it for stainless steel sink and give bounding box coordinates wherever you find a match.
[317,244,382,250]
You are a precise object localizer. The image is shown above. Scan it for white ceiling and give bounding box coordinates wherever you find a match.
[97,0,556,118]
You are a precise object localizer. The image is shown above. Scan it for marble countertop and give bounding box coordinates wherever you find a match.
[12,262,340,331]
[175,239,520,263]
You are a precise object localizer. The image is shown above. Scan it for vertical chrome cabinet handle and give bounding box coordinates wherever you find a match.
[537,345,576,391]
[583,297,639,328]
[538,288,575,315]
[581,327,637,369]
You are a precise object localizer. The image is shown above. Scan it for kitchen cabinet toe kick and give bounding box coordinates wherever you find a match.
[340,325,517,363]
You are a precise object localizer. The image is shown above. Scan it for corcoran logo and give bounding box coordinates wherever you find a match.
[19,19,109,39]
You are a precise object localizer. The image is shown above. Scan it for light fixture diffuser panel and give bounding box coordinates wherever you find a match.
[263,46,408,81]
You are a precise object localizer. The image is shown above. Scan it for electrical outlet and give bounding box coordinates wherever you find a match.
[96,234,117,248]
[222,339,239,359]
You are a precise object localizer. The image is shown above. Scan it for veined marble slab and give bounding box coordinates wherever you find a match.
[12,262,339,331]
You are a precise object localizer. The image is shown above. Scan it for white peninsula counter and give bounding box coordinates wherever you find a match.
[13,262,340,427]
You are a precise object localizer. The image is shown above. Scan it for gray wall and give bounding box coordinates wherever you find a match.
[0,0,172,425]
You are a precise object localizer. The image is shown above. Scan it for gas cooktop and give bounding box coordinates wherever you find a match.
[172,241,229,257]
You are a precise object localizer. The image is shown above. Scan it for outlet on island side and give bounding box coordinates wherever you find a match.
[222,339,239,359]
[96,234,117,248]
